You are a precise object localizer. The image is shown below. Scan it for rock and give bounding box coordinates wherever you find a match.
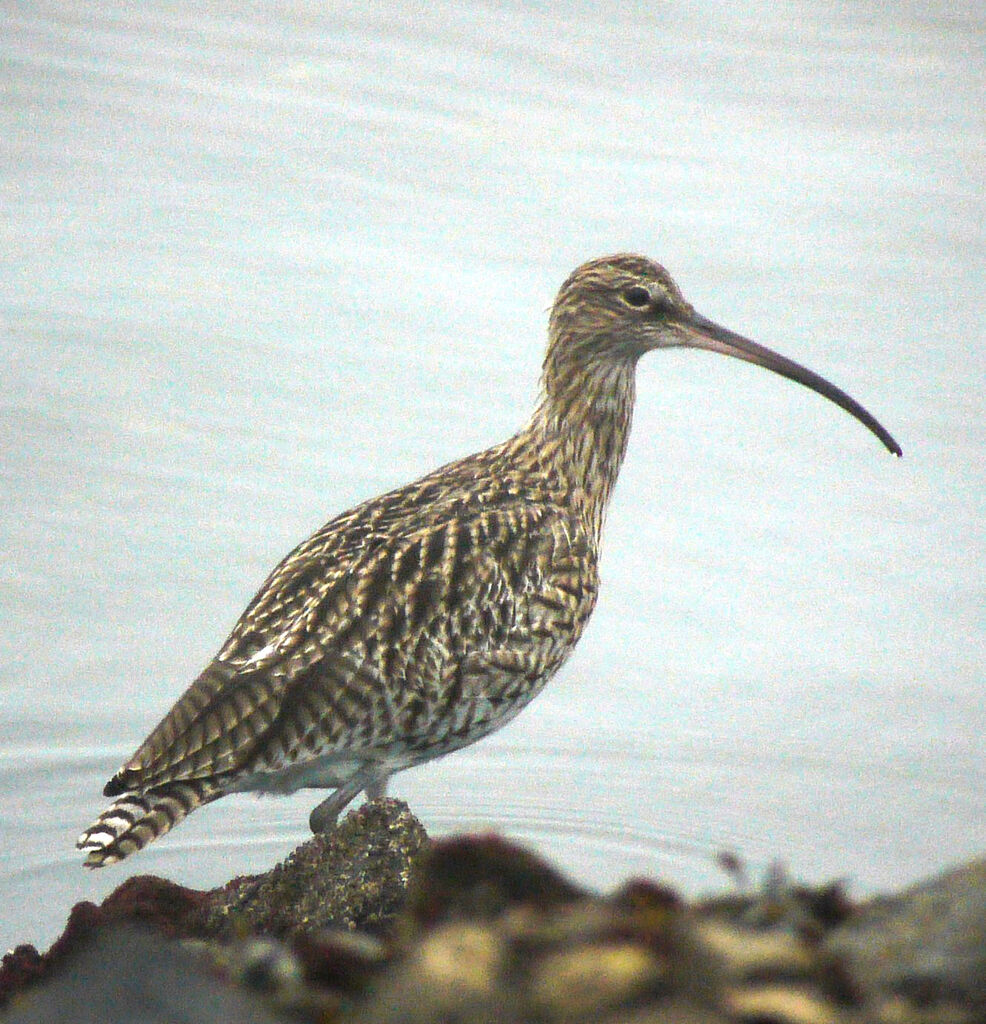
[199,797,428,938]
[1,923,291,1024]
[3,801,985,1024]
[0,876,212,1011]
[352,837,859,1024]
[827,857,986,1019]
[401,831,587,929]
[0,797,425,1011]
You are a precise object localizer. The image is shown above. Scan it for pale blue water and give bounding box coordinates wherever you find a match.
[1,1,983,949]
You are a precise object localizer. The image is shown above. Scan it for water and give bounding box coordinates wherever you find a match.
[2,1,983,950]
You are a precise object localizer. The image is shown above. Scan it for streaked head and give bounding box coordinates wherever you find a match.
[546,253,901,456]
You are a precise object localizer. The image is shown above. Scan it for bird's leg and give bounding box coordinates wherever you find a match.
[308,765,390,833]
[364,776,388,801]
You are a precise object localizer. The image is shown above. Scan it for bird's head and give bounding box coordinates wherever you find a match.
[549,253,696,361]
[545,253,901,456]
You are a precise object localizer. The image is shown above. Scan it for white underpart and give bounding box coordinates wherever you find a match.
[229,750,415,796]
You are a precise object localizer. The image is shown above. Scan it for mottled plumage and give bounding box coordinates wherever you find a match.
[78,254,899,867]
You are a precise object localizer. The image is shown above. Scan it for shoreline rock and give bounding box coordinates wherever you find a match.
[1,800,983,1023]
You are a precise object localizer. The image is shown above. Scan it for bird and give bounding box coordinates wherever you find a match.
[77,254,901,867]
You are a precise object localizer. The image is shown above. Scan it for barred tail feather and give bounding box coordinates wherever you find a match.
[76,779,223,868]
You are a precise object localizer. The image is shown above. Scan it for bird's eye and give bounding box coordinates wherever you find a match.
[623,285,651,308]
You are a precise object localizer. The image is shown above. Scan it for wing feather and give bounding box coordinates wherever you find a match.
[106,492,598,793]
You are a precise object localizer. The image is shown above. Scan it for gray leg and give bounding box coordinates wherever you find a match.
[364,776,389,801]
[308,766,390,833]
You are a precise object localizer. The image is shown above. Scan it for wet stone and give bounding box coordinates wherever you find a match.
[1,923,290,1024]
[2,803,985,1024]
[826,857,986,1019]
[199,797,429,939]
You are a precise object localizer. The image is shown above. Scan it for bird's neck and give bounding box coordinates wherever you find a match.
[517,351,637,541]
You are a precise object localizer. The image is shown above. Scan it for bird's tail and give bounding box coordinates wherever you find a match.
[76,779,224,868]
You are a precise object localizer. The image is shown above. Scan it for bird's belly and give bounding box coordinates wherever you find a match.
[231,676,551,798]
[228,750,418,796]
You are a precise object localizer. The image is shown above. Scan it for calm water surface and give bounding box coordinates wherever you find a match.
[2,2,984,948]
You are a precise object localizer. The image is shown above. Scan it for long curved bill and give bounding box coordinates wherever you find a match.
[676,312,902,457]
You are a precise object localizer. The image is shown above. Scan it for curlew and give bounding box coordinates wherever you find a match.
[78,254,900,867]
